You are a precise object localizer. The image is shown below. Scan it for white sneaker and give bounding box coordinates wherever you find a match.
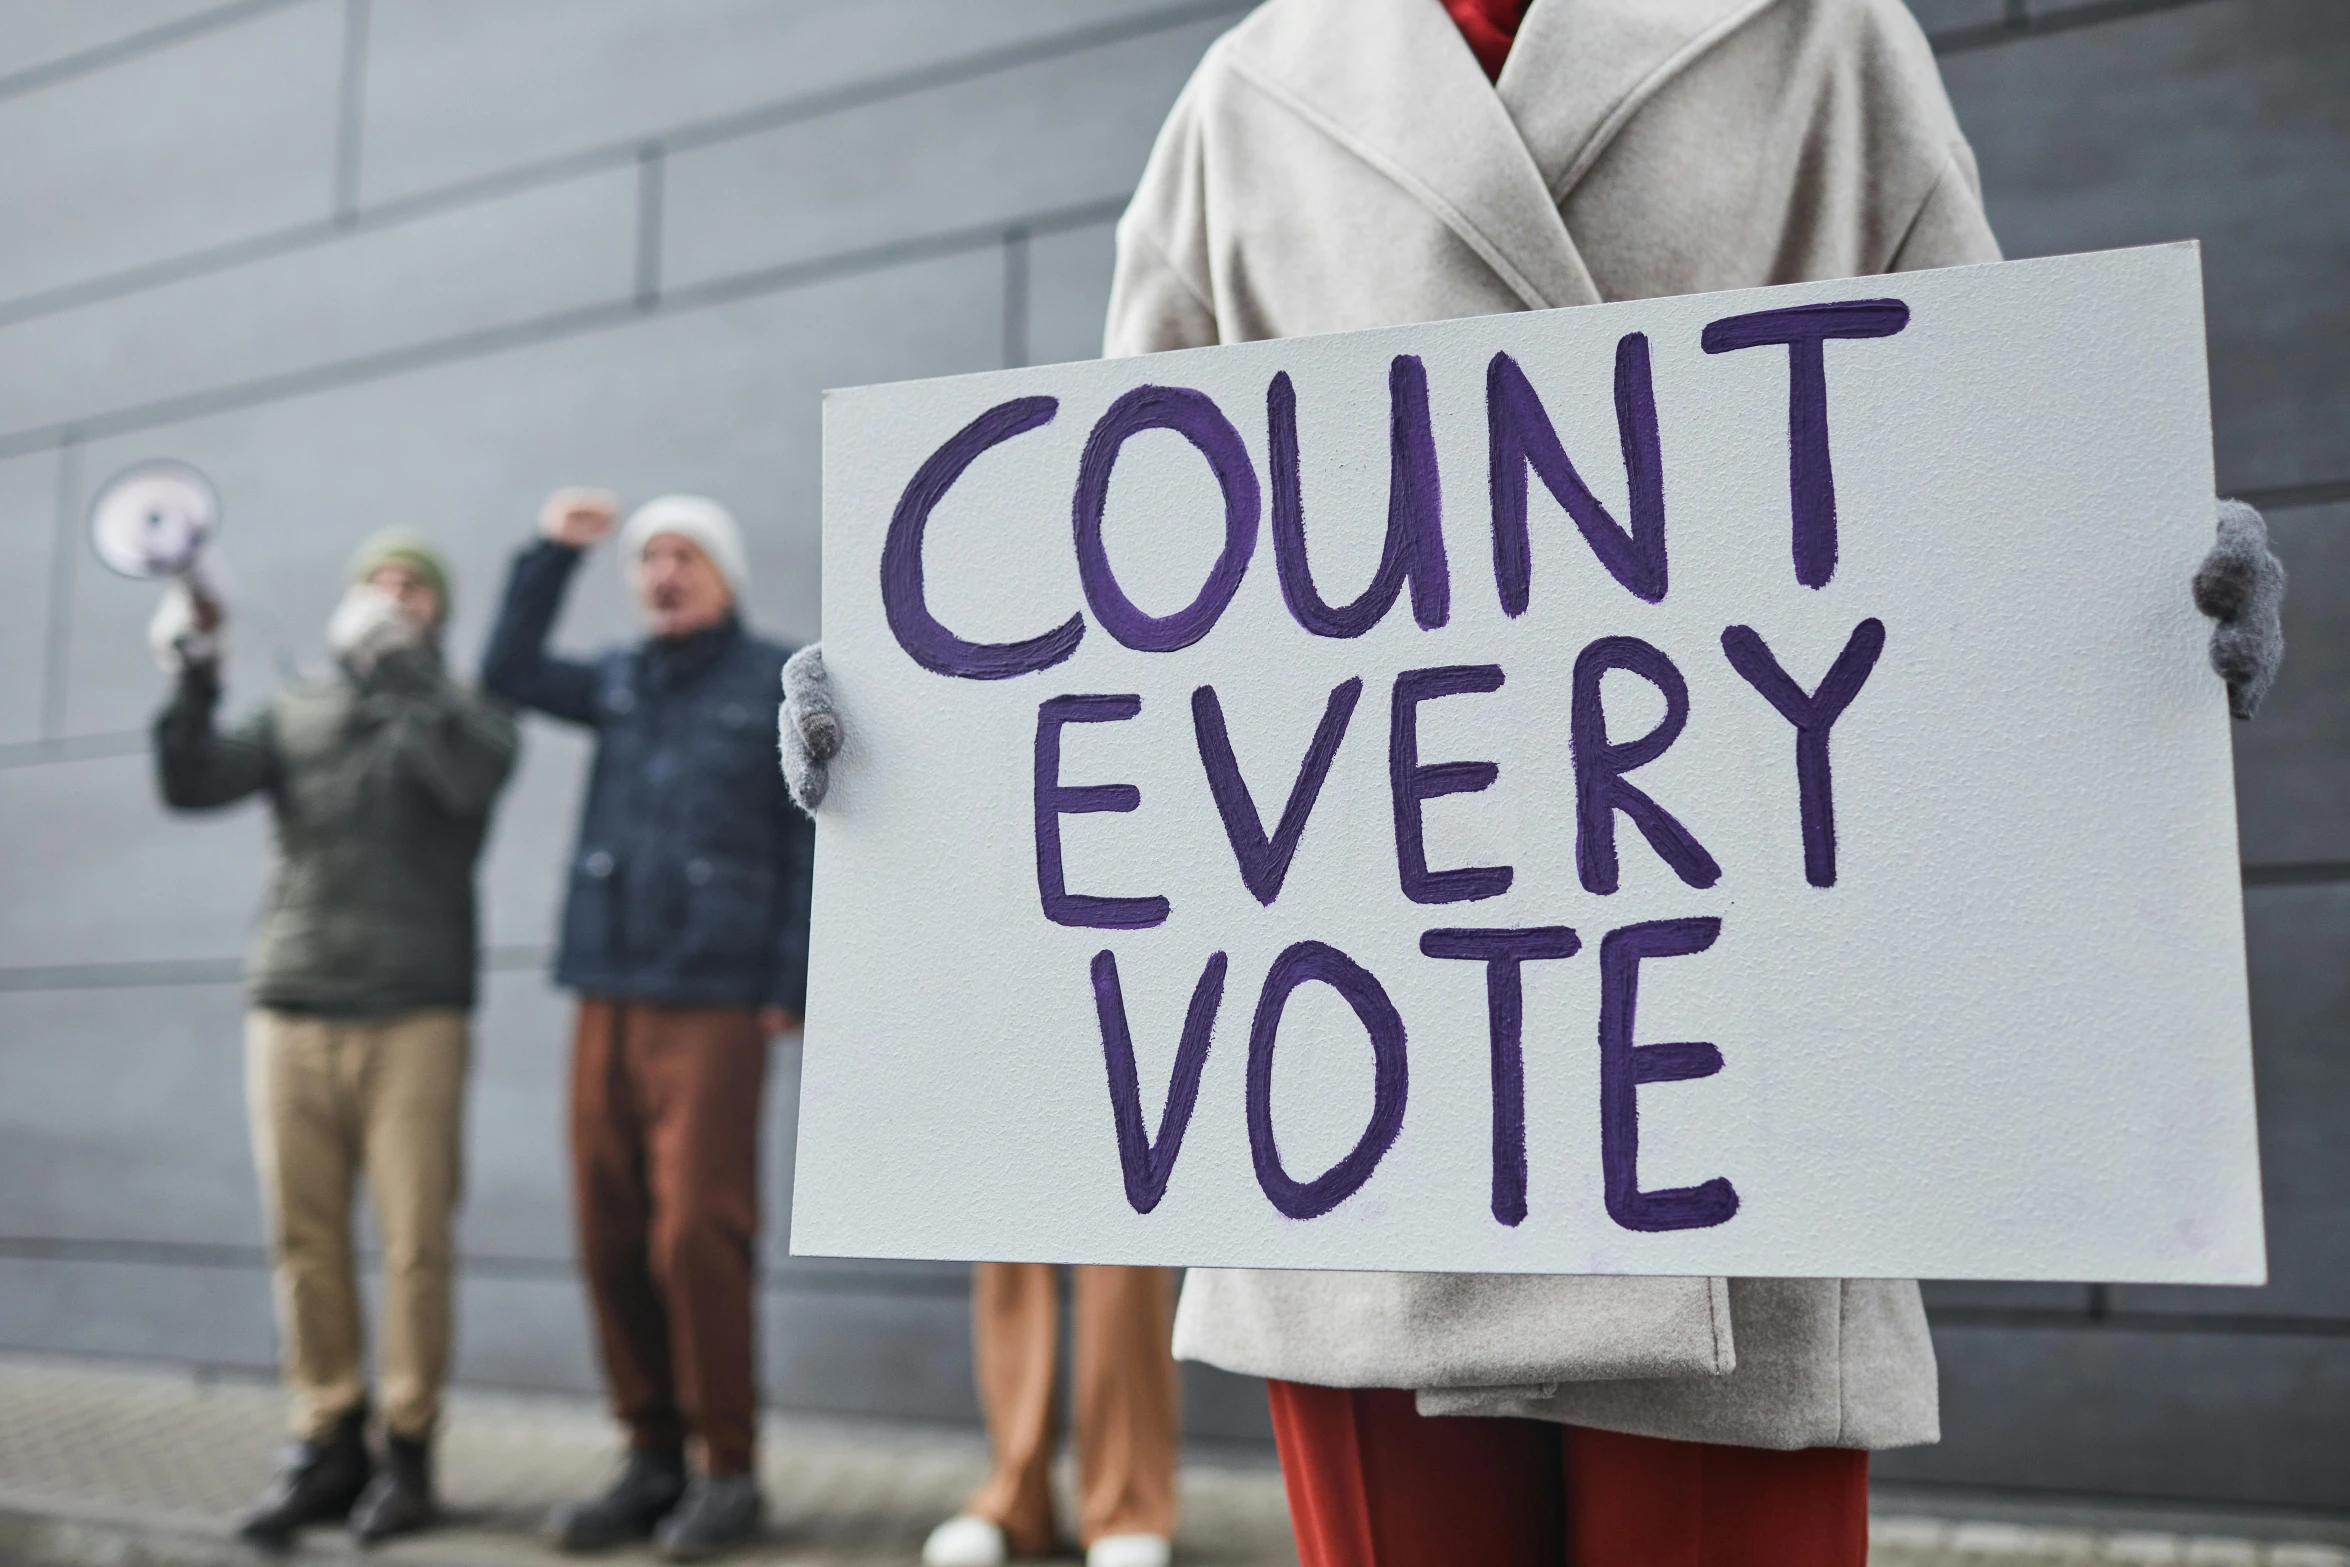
[922,1513,1008,1567]
[1087,1534,1172,1567]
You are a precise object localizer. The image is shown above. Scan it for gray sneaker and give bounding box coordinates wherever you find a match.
[547,1447,687,1552]
[653,1472,764,1561]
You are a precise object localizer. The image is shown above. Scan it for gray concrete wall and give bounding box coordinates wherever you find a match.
[0,0,2341,1510]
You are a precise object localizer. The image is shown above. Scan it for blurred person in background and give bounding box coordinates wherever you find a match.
[150,531,518,1549]
[482,489,813,1563]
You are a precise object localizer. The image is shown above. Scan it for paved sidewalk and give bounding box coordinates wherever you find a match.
[0,1355,2343,1567]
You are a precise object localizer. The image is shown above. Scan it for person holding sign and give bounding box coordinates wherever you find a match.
[483,492,813,1562]
[781,0,2286,1563]
[151,532,517,1548]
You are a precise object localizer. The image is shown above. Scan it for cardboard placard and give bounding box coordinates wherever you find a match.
[792,243,2264,1284]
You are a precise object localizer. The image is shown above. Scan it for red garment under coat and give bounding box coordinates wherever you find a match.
[1442,0,1532,79]
[1268,1381,1870,1567]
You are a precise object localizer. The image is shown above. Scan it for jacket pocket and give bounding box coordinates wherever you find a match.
[675,854,771,969]
[563,847,621,964]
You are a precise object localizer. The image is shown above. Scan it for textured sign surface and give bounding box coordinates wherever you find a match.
[793,243,2263,1283]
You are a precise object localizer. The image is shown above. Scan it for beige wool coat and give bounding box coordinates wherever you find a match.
[1101,0,2002,1451]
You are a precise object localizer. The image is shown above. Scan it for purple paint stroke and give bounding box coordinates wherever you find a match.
[1570,637,1721,895]
[1720,619,1887,887]
[1193,677,1364,905]
[1388,665,1514,905]
[1033,693,1168,930]
[1596,918,1739,1233]
[1073,385,1260,653]
[1487,333,1667,613]
[881,395,1084,679]
[1268,356,1450,638]
[1246,940,1409,1220]
[1093,948,1227,1214]
[1420,926,1582,1226]
[1700,300,1910,589]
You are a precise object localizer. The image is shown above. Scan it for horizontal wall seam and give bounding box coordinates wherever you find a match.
[2239,478,2350,513]
[0,731,147,770]
[0,947,549,992]
[0,1237,967,1296]
[0,1240,2338,1332]
[0,193,1129,463]
[0,854,2345,992]
[0,0,1247,331]
[1932,0,2220,55]
[1927,1304,2350,1338]
[2242,862,2350,888]
[0,0,317,105]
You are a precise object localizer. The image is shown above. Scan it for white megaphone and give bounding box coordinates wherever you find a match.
[91,459,238,669]
[89,458,221,585]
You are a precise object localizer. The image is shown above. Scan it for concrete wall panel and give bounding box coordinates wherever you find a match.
[356,0,1218,206]
[0,2,342,305]
[0,1256,275,1369]
[0,752,268,969]
[0,448,61,746]
[1905,1,2006,32]
[0,164,639,440]
[1878,1322,2350,1509]
[0,2,280,87]
[1026,221,1119,369]
[1940,0,2350,494]
[0,982,253,1246]
[659,21,1216,297]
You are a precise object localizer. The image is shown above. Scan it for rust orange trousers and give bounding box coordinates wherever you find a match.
[1268,1382,1869,1567]
[570,1000,767,1475]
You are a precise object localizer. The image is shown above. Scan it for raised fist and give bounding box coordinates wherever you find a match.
[147,579,225,676]
[538,487,619,549]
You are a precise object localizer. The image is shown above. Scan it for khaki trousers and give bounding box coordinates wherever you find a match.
[245,1008,469,1442]
[966,1263,1180,1553]
[569,1000,767,1475]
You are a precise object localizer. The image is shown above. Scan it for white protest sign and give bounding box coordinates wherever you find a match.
[792,243,2264,1284]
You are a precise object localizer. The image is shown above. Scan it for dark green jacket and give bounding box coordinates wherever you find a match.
[153,650,519,1016]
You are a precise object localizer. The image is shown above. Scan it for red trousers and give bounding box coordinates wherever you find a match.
[1267,1382,1869,1567]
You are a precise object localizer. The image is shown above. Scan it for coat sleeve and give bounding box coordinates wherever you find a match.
[370,667,521,820]
[1890,141,2003,273]
[1104,69,1223,358]
[152,669,276,811]
[479,538,601,724]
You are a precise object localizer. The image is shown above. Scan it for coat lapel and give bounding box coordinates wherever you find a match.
[1499,0,1781,205]
[1225,0,1603,311]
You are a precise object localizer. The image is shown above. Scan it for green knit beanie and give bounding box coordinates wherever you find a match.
[349,528,452,619]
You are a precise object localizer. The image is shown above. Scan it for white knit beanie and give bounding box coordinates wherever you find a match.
[620,494,750,599]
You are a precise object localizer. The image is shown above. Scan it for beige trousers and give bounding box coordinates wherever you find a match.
[966,1263,1180,1553]
[245,1008,468,1441]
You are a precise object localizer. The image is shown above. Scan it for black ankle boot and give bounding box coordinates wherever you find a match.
[236,1405,373,1549]
[547,1445,688,1552]
[349,1431,437,1545]
[654,1471,763,1561]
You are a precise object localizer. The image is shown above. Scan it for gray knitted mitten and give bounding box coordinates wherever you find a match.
[779,643,842,811]
[2193,499,2286,720]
